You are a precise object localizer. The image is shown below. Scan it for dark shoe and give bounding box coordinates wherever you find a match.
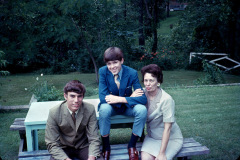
[102,150,110,160]
[128,147,139,160]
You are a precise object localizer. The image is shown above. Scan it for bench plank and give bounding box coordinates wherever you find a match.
[19,156,50,160]
[18,138,209,160]
[10,118,25,131]
[176,146,210,157]
[19,150,50,157]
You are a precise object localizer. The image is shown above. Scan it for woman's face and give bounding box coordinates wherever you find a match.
[144,73,158,93]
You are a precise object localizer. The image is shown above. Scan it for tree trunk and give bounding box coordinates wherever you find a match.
[82,38,99,84]
[152,0,158,53]
[71,18,99,84]
[233,7,240,61]
[139,0,145,47]
[166,0,170,17]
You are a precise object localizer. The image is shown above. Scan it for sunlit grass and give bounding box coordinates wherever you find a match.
[0,70,239,106]
[158,11,183,36]
[1,85,239,160]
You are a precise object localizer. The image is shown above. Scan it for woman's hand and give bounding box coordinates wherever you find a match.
[130,89,144,97]
[155,153,167,160]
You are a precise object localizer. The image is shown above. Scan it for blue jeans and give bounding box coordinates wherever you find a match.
[98,103,147,137]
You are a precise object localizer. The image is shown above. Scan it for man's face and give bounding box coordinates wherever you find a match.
[64,92,83,112]
[106,59,124,75]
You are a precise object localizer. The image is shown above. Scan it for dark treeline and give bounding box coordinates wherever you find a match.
[0,0,239,76]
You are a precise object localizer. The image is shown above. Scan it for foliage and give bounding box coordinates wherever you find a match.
[139,48,184,70]
[194,61,225,85]
[0,50,10,76]
[160,0,240,70]
[0,0,171,73]
[28,73,99,102]
[1,0,240,73]
[85,87,99,98]
[30,75,63,102]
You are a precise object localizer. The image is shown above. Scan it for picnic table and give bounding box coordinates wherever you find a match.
[23,99,135,151]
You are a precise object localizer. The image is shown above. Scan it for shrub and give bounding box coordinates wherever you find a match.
[31,80,63,102]
[0,51,10,76]
[29,74,63,102]
[194,61,225,85]
[139,48,183,70]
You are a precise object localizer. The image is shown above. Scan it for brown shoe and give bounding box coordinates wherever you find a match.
[128,147,139,160]
[102,150,110,160]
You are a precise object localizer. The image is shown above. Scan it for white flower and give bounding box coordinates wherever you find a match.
[36,77,39,81]
[41,73,43,76]
[25,88,28,91]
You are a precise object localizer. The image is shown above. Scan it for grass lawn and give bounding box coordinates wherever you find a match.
[0,70,240,106]
[0,85,240,160]
[158,11,183,36]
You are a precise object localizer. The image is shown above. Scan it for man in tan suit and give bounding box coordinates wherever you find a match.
[45,80,102,160]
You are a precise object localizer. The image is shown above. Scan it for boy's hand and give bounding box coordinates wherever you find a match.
[130,89,144,97]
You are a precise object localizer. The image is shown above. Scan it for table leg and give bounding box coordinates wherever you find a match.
[33,130,39,150]
[25,126,34,151]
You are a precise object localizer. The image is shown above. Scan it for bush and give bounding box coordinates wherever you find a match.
[0,50,10,76]
[85,87,99,97]
[138,48,181,70]
[194,61,225,85]
[185,57,203,71]
[31,80,63,102]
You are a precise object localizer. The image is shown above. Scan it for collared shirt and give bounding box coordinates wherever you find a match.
[113,67,123,82]
[67,106,79,117]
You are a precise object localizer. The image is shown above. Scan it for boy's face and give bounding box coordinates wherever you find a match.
[106,58,124,75]
[64,92,83,112]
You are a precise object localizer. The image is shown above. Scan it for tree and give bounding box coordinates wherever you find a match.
[0,0,169,75]
[142,0,165,52]
[163,0,240,69]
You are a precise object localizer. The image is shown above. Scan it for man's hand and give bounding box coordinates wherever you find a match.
[88,155,96,160]
[130,89,144,97]
[105,95,127,104]
[105,95,120,104]
[65,158,72,160]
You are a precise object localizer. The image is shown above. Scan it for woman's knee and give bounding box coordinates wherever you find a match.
[141,151,155,160]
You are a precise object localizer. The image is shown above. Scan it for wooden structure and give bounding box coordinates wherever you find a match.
[189,52,240,71]
[10,118,27,153]
[17,138,209,160]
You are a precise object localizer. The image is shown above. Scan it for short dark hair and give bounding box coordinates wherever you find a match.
[103,47,124,63]
[141,64,163,83]
[64,80,86,96]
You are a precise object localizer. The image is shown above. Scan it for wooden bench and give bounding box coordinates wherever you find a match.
[10,118,27,153]
[18,138,209,160]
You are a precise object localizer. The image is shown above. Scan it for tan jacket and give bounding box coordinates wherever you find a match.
[146,89,183,140]
[45,101,101,160]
